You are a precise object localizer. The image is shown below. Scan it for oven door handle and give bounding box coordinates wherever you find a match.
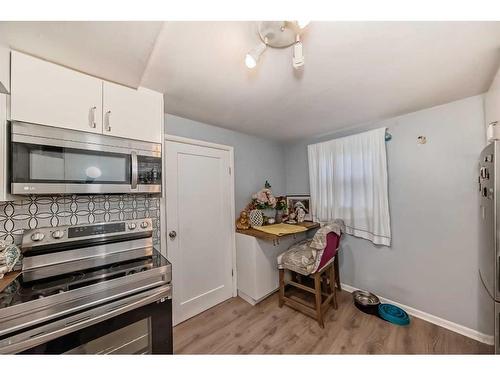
[0,285,171,354]
[131,151,138,190]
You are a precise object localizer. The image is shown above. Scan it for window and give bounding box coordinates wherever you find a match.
[307,127,391,246]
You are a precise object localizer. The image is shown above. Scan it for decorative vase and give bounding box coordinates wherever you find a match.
[275,209,283,224]
[249,209,264,227]
[262,208,275,218]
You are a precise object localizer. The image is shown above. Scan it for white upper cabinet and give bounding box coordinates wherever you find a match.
[103,82,163,143]
[10,51,103,134]
[10,51,164,143]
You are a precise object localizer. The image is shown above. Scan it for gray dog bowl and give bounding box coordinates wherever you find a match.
[352,290,380,315]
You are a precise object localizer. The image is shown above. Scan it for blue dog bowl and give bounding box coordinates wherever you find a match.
[378,304,410,326]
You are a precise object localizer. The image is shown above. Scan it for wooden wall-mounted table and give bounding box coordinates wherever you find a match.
[235,221,320,306]
[236,221,320,243]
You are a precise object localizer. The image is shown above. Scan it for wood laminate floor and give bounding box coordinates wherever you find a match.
[173,290,494,354]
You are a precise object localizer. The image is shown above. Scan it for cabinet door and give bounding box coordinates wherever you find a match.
[103,82,163,143]
[10,51,103,133]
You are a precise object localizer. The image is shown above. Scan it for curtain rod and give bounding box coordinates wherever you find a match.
[385,131,392,142]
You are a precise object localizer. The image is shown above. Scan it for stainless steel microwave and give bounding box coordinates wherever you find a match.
[10,122,162,195]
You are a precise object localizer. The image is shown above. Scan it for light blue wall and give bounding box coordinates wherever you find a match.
[284,95,490,334]
[165,114,286,215]
[166,96,490,335]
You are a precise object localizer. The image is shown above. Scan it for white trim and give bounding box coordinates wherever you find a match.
[159,195,167,258]
[227,143,237,297]
[0,94,8,202]
[165,134,234,152]
[238,288,278,306]
[163,134,237,297]
[341,283,494,346]
[159,99,166,257]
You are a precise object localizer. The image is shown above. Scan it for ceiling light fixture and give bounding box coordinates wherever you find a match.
[244,21,310,71]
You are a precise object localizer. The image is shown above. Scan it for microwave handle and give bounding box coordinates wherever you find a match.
[131,151,138,189]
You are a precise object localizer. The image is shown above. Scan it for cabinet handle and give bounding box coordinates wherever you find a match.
[106,110,112,132]
[89,106,97,128]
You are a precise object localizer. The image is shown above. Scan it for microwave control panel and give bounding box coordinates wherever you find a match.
[137,156,162,185]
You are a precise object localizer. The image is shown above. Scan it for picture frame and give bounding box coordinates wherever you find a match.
[286,195,312,222]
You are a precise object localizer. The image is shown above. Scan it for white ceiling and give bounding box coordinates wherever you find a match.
[1,21,500,141]
[0,21,163,87]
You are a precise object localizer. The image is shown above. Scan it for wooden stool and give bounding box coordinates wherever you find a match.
[278,261,338,328]
[277,231,342,328]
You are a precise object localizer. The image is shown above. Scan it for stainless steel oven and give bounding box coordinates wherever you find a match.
[3,285,172,354]
[10,121,162,195]
[0,219,172,354]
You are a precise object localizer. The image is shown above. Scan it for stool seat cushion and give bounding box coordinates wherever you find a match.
[277,239,317,275]
[277,220,344,275]
[277,232,341,276]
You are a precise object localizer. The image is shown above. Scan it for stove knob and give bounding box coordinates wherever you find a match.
[128,222,137,230]
[31,232,45,242]
[52,230,64,239]
[140,221,149,229]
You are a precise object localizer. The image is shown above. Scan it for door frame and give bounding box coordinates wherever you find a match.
[161,134,237,298]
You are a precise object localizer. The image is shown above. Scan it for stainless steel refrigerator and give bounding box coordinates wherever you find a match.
[479,142,500,353]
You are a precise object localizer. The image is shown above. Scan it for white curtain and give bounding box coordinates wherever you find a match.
[308,127,391,246]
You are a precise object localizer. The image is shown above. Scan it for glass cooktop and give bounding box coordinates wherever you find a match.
[0,249,169,310]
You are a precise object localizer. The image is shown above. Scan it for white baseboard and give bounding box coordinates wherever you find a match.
[238,289,278,306]
[341,283,494,346]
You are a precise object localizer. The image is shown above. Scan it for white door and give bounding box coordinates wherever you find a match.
[10,51,103,134]
[102,82,163,143]
[166,139,235,325]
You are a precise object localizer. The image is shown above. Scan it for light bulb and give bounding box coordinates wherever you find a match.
[244,42,267,69]
[245,54,257,69]
[297,20,310,29]
[293,41,305,69]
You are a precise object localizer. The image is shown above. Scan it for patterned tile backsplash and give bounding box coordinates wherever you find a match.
[0,194,161,246]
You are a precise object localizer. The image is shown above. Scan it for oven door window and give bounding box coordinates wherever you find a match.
[64,318,152,354]
[12,143,131,184]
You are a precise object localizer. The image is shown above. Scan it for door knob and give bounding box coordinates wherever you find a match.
[169,230,177,239]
